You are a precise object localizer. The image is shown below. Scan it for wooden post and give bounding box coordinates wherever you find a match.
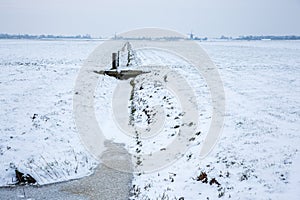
[112,52,117,69]
[117,51,120,67]
[127,50,130,66]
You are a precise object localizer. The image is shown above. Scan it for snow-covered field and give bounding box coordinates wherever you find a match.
[0,40,99,185]
[0,39,299,199]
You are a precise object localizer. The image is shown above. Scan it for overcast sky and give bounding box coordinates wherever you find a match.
[0,0,299,37]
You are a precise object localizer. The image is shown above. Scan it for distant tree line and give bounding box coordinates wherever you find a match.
[113,36,186,41]
[231,35,300,40]
[0,33,92,39]
[1,33,299,41]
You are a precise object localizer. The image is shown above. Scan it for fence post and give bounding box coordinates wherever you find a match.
[112,52,118,69]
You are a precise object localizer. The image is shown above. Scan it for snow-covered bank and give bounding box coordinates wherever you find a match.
[127,41,300,199]
[0,40,100,186]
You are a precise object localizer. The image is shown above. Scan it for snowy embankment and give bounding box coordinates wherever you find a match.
[0,40,299,200]
[0,40,99,186]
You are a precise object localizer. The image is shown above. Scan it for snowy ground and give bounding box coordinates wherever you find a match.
[0,39,299,199]
[0,40,99,186]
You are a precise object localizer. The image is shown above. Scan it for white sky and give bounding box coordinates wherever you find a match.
[0,0,299,37]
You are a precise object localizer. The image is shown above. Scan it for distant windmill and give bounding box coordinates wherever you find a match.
[188,31,194,40]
